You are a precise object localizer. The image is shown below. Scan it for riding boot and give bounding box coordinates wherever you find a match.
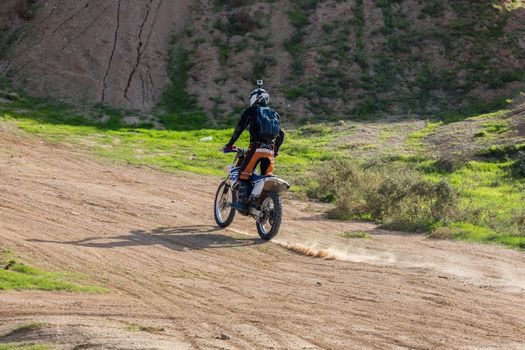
[232,180,250,212]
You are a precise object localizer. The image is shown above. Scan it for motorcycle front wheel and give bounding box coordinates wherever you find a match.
[256,191,282,240]
[214,180,236,227]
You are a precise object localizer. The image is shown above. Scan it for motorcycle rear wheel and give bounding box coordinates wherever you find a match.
[214,180,236,227]
[256,191,282,240]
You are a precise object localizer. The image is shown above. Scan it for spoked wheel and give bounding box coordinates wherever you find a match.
[214,180,236,227]
[256,191,282,240]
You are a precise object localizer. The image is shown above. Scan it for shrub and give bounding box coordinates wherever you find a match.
[288,0,319,29]
[161,46,198,113]
[432,153,469,172]
[215,0,248,7]
[429,226,454,239]
[284,86,307,100]
[15,0,37,21]
[0,28,22,60]
[341,231,370,239]
[298,124,331,136]
[227,10,257,35]
[420,2,445,17]
[215,10,257,35]
[309,160,459,232]
[251,56,276,81]
[477,144,525,160]
[374,0,404,8]
[511,209,525,228]
[510,152,525,178]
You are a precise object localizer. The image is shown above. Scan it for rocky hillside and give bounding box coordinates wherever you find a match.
[0,0,191,112]
[1,0,525,123]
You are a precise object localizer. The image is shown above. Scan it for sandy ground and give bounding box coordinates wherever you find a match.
[1,123,525,349]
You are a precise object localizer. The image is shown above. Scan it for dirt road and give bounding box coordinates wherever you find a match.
[1,123,525,349]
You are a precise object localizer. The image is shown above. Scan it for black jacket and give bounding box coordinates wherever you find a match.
[226,103,285,154]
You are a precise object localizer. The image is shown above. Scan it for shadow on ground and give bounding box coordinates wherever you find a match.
[27,225,263,251]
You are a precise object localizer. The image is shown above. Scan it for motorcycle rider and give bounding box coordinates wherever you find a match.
[223,86,285,211]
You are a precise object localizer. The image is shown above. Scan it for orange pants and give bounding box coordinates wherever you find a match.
[239,147,274,180]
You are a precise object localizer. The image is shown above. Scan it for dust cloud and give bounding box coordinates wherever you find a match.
[272,240,397,265]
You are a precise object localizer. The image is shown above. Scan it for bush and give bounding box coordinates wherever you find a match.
[429,226,454,239]
[420,2,445,17]
[227,10,257,35]
[215,0,248,7]
[477,143,525,160]
[288,0,319,29]
[432,153,469,172]
[251,56,277,81]
[284,86,307,100]
[15,0,37,21]
[510,153,525,178]
[511,209,525,228]
[309,160,459,232]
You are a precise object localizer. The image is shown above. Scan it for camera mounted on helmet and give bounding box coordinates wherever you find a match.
[250,80,270,106]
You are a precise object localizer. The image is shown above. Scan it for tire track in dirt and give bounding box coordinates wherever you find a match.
[1,124,525,349]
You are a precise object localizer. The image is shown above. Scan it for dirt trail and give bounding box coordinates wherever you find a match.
[1,123,525,349]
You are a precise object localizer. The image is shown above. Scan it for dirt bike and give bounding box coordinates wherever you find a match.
[214,146,289,240]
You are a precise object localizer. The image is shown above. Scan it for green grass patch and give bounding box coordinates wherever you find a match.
[0,323,49,345]
[378,126,397,143]
[423,160,525,249]
[405,120,442,151]
[477,143,525,161]
[496,0,525,11]
[449,222,525,249]
[0,112,341,180]
[341,231,370,239]
[7,323,44,335]
[0,251,106,292]
[477,120,510,137]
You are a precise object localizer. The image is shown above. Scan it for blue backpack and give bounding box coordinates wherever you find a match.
[255,106,280,143]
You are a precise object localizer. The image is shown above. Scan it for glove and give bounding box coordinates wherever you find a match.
[223,144,234,153]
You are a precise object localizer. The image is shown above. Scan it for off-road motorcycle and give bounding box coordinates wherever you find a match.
[214,146,289,240]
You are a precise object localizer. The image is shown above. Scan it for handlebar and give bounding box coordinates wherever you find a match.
[222,146,248,154]
[222,146,238,154]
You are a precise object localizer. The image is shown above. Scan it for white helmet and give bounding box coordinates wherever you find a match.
[249,88,270,106]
